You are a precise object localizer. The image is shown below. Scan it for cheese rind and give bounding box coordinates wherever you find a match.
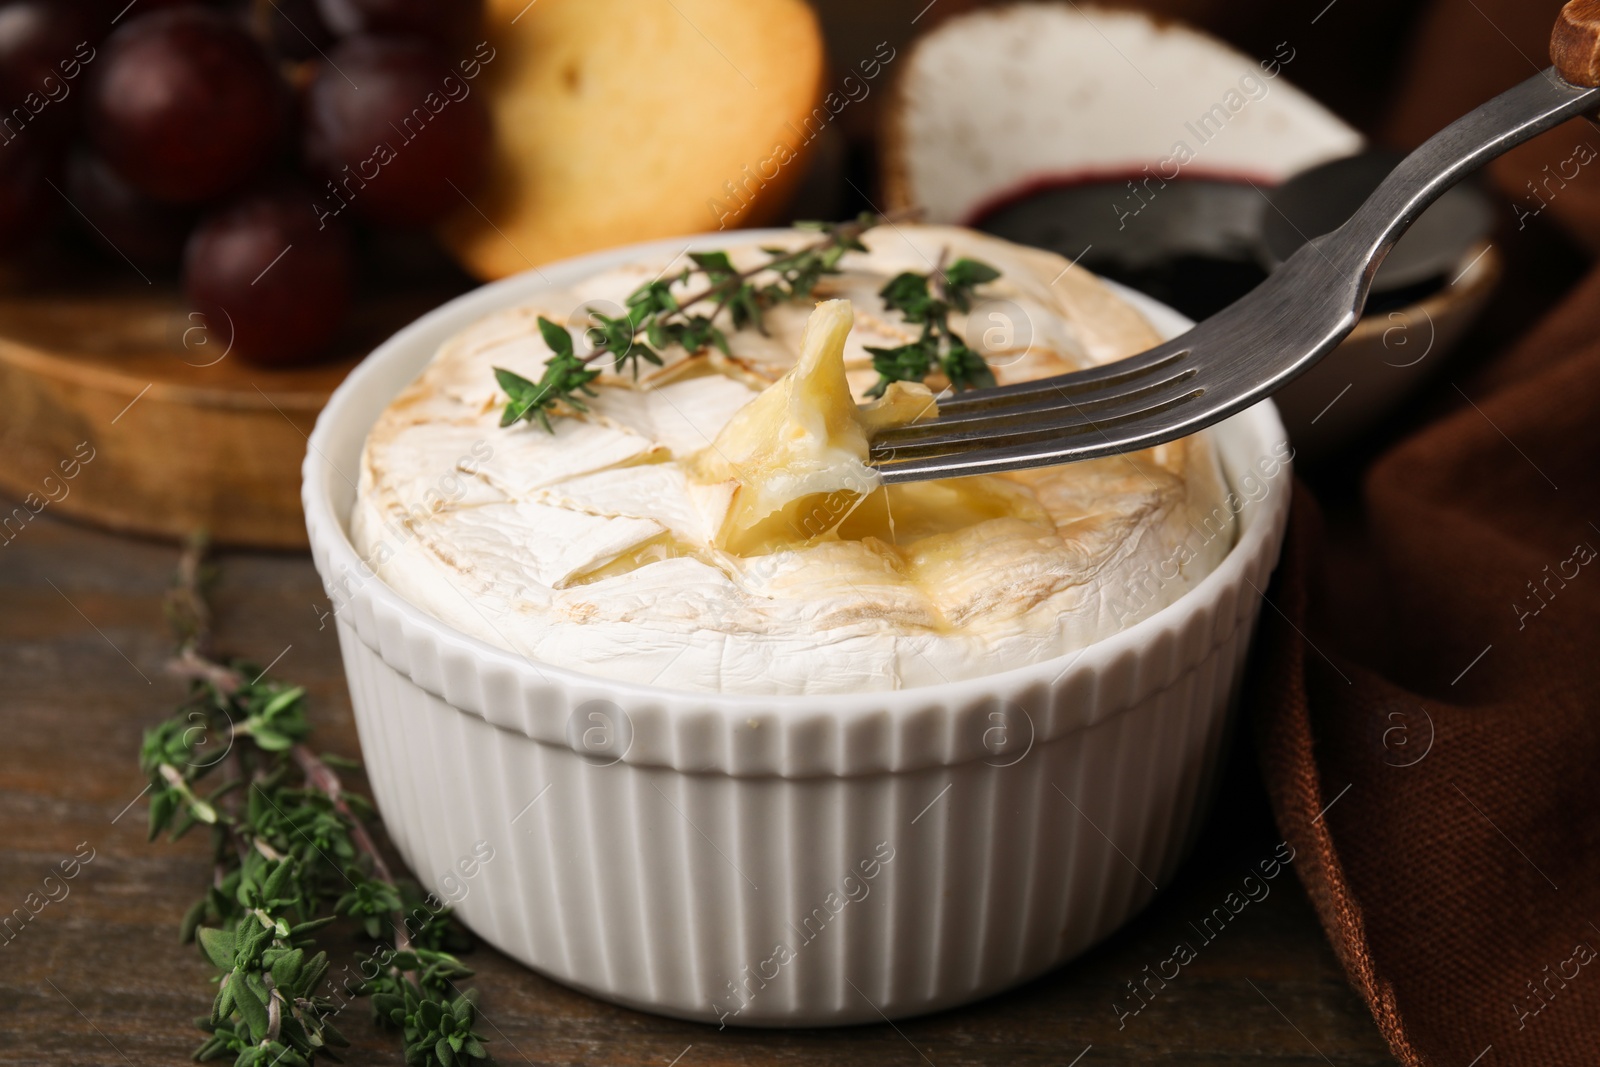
[353,226,1237,695]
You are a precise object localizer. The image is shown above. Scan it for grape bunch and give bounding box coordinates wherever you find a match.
[0,0,491,365]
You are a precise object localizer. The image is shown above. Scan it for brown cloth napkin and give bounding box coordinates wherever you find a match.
[1244,1,1600,1062]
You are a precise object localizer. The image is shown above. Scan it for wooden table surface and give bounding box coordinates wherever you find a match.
[0,511,1397,1066]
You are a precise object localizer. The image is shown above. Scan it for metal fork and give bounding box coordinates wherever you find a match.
[869,2,1600,483]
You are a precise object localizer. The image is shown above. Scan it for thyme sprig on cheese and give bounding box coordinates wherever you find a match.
[493,214,1002,432]
[863,254,1001,397]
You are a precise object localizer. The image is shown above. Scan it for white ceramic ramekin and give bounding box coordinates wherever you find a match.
[302,230,1292,1027]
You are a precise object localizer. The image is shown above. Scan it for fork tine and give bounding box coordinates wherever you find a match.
[871,389,1214,482]
[874,363,1206,458]
[878,364,1201,443]
[928,343,1191,414]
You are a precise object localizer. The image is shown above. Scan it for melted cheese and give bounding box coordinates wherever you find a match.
[684,299,938,555]
[352,225,1238,695]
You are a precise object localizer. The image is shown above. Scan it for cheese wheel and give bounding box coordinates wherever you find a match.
[355,226,1238,695]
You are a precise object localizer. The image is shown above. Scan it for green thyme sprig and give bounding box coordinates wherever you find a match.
[494,318,601,433]
[492,215,1005,430]
[144,534,493,1067]
[493,214,879,431]
[863,254,1001,398]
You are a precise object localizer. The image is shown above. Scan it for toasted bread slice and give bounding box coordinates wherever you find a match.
[883,3,1361,222]
[441,0,825,280]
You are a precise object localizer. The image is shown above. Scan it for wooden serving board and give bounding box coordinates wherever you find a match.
[0,277,460,550]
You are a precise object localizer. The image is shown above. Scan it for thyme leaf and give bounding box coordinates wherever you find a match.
[863,256,1002,398]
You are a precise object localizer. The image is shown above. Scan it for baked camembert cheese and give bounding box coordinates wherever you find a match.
[353,225,1236,695]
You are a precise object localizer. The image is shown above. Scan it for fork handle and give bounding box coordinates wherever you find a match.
[1554,0,1600,87]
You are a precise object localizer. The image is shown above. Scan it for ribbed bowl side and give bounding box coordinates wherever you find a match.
[333,568,1263,1026]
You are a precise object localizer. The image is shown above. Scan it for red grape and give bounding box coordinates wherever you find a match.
[0,0,104,146]
[313,0,482,46]
[85,8,287,203]
[184,183,352,365]
[66,149,193,272]
[303,35,489,227]
[0,133,56,252]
